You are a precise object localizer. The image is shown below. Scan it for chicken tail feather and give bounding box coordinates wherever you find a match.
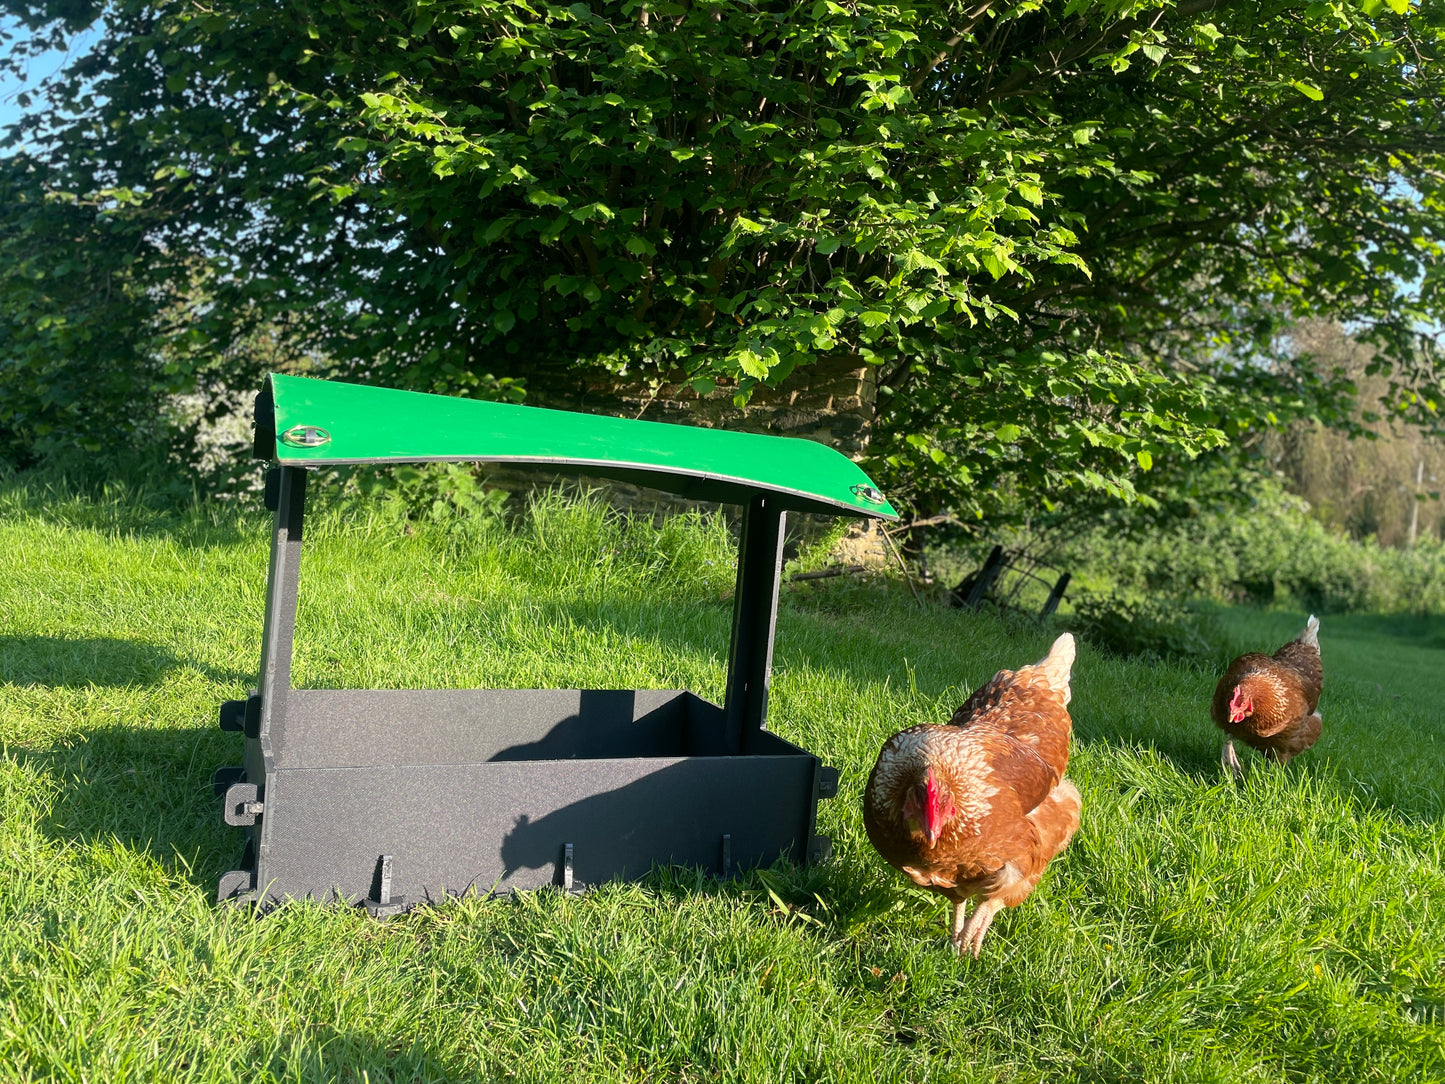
[1300,614,1320,649]
[1035,633,1076,704]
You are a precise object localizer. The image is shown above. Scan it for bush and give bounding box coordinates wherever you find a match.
[322,462,510,533]
[1057,478,1445,615]
[1064,591,1225,662]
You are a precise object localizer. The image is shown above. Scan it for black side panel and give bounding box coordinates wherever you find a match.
[273,688,694,768]
[254,755,813,904]
[248,466,307,878]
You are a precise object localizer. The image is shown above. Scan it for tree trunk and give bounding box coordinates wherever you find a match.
[1408,457,1424,548]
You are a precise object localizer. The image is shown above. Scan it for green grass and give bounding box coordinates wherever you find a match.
[2,479,1443,1082]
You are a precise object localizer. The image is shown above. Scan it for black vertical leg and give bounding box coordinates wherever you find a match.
[246,465,307,783]
[723,494,786,753]
[221,464,307,905]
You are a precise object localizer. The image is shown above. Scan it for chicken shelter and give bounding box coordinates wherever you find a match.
[214,373,898,912]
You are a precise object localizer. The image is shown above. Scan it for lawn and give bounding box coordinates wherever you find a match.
[2,479,1442,1082]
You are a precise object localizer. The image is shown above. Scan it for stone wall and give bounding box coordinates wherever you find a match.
[525,354,877,458]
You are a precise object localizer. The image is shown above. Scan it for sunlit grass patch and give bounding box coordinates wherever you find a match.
[2,481,1442,1082]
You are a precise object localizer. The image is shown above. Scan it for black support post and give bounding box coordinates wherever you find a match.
[248,465,308,785]
[723,494,786,753]
[1040,571,1071,617]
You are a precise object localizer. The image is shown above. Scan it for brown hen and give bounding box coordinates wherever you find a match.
[1212,614,1323,781]
[863,633,1081,956]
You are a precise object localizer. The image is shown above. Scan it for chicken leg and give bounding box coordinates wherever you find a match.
[1221,739,1244,783]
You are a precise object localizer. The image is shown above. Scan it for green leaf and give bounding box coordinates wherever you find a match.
[570,201,615,222]
[736,348,770,380]
[1291,80,1324,101]
[980,251,1009,280]
[1194,22,1223,48]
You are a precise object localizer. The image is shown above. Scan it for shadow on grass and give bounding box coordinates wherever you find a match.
[1076,703,1445,826]
[12,722,245,890]
[637,842,918,952]
[0,634,254,689]
[1209,605,1445,651]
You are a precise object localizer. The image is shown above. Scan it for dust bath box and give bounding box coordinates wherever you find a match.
[214,374,895,911]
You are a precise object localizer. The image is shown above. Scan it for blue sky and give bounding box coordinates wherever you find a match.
[0,16,99,147]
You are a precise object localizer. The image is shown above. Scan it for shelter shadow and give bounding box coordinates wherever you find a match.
[0,633,253,689]
[12,722,242,887]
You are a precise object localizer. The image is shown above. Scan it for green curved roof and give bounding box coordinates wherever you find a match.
[257,374,897,520]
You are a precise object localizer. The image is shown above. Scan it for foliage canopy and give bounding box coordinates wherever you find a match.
[2,0,1443,520]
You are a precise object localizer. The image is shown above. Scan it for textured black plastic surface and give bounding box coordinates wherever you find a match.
[221,687,827,906]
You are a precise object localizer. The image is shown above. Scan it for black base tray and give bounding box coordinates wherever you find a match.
[215,689,834,909]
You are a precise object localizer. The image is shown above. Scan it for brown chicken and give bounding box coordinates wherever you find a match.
[863,633,1081,956]
[1212,614,1323,781]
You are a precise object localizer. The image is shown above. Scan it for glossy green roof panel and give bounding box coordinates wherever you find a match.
[258,374,897,519]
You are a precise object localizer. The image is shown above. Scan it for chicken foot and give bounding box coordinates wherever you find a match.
[1221,739,1244,783]
[952,898,1003,957]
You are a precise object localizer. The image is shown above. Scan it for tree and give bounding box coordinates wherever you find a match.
[0,153,165,470]
[1266,320,1444,546]
[3,0,1443,518]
